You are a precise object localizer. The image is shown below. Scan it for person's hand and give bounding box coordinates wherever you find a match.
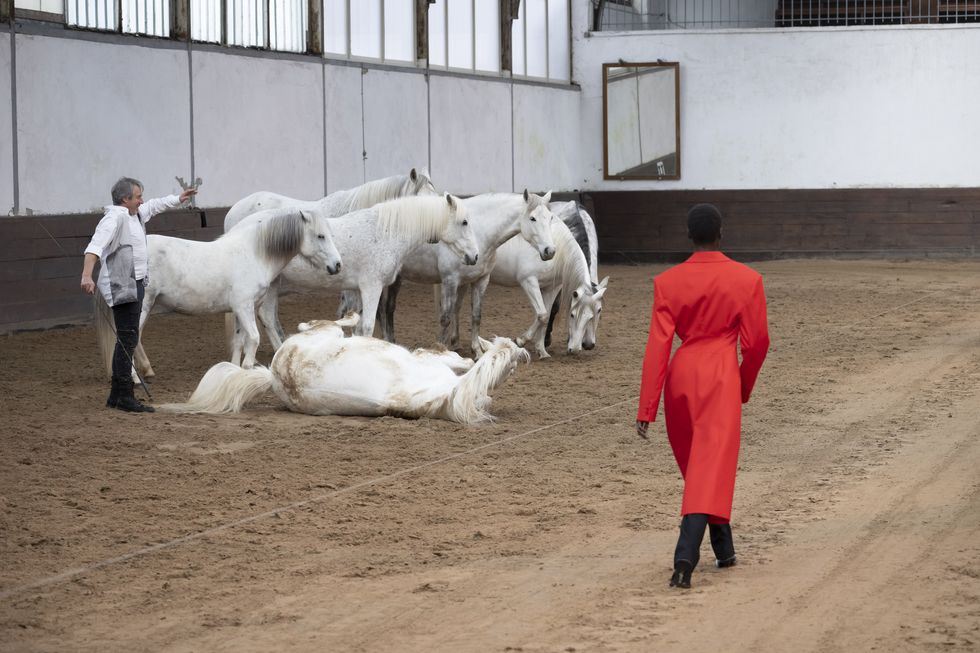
[81,275,96,294]
[179,188,198,203]
[636,420,650,440]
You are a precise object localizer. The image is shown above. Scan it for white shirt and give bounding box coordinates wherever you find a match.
[85,195,182,303]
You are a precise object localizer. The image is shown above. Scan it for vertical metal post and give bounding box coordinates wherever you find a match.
[380,0,385,61]
[307,0,322,53]
[500,0,513,74]
[172,0,189,37]
[415,0,428,64]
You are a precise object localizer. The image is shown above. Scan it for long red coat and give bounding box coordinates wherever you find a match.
[637,251,769,523]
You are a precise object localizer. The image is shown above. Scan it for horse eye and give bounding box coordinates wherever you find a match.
[462,220,468,226]
[530,217,536,222]
[317,234,325,240]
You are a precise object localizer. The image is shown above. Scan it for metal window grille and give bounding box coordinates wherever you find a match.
[593,0,980,29]
[511,0,571,82]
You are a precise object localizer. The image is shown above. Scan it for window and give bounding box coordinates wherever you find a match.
[512,0,570,82]
[324,0,415,62]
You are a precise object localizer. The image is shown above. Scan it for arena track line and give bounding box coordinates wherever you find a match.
[0,286,949,601]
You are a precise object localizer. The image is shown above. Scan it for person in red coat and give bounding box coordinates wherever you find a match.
[636,204,770,589]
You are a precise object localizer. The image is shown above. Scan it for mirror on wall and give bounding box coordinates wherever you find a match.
[602,62,680,180]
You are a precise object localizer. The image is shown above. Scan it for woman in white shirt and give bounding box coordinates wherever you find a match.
[80,177,197,412]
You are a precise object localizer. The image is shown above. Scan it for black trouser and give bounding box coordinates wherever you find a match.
[674,514,736,569]
[110,281,144,381]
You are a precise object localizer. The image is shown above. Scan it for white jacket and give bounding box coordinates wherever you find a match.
[84,195,182,305]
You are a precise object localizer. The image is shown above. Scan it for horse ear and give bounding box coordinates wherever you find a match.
[598,275,610,289]
[543,191,552,203]
[523,188,530,202]
[593,287,607,301]
[445,193,457,210]
[299,210,311,223]
[410,168,418,182]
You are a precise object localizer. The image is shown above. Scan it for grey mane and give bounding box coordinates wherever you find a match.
[257,209,305,262]
[560,203,592,286]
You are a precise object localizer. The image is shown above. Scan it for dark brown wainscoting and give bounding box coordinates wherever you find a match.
[0,208,228,333]
[574,188,980,264]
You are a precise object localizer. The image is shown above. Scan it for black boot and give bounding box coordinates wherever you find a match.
[106,378,123,409]
[670,513,708,588]
[109,378,154,413]
[710,523,737,568]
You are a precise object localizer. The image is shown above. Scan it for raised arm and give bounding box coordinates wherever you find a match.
[138,188,197,223]
[637,279,676,426]
[738,276,770,403]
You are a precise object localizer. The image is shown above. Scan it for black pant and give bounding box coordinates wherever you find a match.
[110,281,144,381]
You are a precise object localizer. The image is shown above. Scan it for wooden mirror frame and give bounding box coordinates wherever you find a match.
[602,61,681,181]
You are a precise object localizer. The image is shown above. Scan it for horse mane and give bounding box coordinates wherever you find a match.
[376,195,461,247]
[577,204,600,285]
[253,208,305,262]
[550,219,593,323]
[335,174,415,214]
[556,202,592,277]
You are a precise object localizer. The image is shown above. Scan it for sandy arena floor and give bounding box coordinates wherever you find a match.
[1,259,979,652]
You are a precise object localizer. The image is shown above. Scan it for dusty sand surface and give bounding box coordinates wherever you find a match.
[1,259,979,652]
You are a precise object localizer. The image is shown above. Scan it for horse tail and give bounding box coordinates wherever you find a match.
[158,362,274,414]
[93,292,116,379]
[445,337,529,424]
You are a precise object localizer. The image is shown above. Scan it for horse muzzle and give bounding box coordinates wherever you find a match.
[583,341,595,351]
[541,246,556,261]
[464,253,479,266]
[328,262,342,275]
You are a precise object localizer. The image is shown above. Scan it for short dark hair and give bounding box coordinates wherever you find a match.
[111,177,143,205]
[687,203,722,244]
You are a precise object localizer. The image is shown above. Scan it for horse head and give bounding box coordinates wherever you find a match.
[567,280,607,354]
[522,189,557,261]
[409,167,437,196]
[299,209,343,275]
[441,194,480,266]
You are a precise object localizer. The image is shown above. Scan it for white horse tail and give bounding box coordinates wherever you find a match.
[158,362,274,414]
[93,292,116,379]
[445,337,529,424]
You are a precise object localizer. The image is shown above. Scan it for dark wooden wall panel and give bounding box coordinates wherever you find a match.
[0,208,215,332]
[2,189,979,332]
[584,188,980,262]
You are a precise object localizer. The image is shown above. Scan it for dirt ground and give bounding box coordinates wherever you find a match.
[1,259,979,652]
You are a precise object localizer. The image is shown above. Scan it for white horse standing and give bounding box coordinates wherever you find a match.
[250,194,479,344]
[488,216,607,358]
[544,201,609,351]
[161,313,529,424]
[363,191,558,355]
[95,208,342,376]
[223,167,436,232]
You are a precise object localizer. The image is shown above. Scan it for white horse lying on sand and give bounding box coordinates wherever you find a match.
[161,313,529,424]
[223,167,436,232]
[95,207,342,376]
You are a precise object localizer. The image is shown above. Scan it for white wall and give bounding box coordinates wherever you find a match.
[324,64,364,193]
[429,75,512,195]
[573,18,980,190]
[513,83,581,193]
[361,69,429,184]
[193,51,324,206]
[15,34,190,213]
[0,32,13,214]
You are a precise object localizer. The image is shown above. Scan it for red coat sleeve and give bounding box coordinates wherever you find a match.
[738,276,770,403]
[637,279,675,422]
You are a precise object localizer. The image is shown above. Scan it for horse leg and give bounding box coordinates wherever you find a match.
[438,280,459,348]
[469,275,492,357]
[235,304,261,369]
[451,283,467,349]
[257,287,286,350]
[543,290,562,349]
[132,298,153,383]
[516,277,551,359]
[533,286,562,357]
[378,276,402,343]
[357,284,383,338]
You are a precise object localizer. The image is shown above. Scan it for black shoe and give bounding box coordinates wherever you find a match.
[110,394,154,413]
[716,555,737,568]
[670,560,693,589]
